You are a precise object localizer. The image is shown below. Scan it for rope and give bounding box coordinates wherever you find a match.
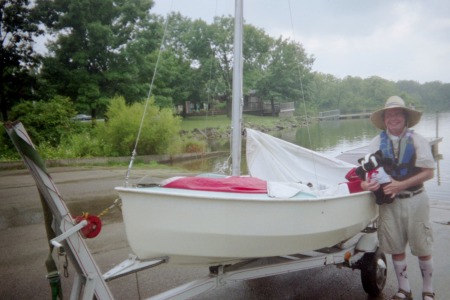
[287,0,320,188]
[124,10,172,187]
[97,198,122,218]
[204,0,220,122]
[74,199,122,239]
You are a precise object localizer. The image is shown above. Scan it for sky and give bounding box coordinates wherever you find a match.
[151,0,450,84]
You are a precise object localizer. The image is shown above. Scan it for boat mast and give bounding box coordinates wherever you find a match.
[231,0,244,176]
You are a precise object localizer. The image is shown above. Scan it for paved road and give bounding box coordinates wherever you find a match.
[1,167,449,299]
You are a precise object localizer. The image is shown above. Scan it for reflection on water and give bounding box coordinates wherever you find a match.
[170,112,450,204]
[276,118,379,157]
[171,155,233,174]
[170,153,251,174]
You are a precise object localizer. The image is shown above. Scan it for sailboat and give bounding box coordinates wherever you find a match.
[115,0,377,266]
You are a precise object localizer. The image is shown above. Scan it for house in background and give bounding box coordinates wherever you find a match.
[182,90,295,118]
[244,91,294,118]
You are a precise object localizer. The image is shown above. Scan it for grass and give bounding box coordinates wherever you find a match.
[53,114,283,132]
[180,114,281,131]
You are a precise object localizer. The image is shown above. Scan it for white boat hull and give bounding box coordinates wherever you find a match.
[116,186,377,266]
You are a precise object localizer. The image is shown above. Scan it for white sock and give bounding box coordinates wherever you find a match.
[419,258,434,295]
[393,259,411,296]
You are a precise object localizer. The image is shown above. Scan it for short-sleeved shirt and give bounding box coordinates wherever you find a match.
[368,130,435,256]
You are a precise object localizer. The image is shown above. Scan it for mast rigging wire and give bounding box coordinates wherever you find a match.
[287,0,320,187]
[124,10,172,187]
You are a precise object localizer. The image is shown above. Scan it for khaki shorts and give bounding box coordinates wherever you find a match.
[377,191,434,256]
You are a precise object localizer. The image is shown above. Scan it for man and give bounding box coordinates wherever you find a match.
[361,96,435,300]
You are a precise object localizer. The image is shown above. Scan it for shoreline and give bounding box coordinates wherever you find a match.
[0,151,228,171]
[0,116,314,170]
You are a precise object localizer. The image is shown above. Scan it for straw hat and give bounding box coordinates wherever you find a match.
[370,96,422,130]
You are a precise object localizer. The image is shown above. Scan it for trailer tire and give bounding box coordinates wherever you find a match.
[360,248,387,296]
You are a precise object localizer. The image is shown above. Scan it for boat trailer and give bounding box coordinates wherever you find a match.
[104,230,386,299]
[5,121,387,299]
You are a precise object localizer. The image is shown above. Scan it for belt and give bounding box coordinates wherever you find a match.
[397,188,424,199]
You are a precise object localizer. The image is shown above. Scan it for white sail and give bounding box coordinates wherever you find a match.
[246,128,355,188]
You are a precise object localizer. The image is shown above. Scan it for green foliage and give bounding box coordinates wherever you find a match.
[0,0,44,120]
[182,139,207,153]
[399,80,450,112]
[3,1,448,155]
[2,122,109,160]
[34,0,158,118]
[0,124,20,160]
[58,130,106,158]
[180,115,230,132]
[9,96,77,146]
[306,74,450,114]
[97,96,182,156]
[255,36,314,118]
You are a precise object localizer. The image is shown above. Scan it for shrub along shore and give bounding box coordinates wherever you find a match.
[1,114,313,170]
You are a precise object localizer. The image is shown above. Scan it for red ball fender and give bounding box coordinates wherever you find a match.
[75,214,102,239]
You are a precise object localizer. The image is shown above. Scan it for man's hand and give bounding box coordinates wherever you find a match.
[382,179,403,197]
[361,180,380,192]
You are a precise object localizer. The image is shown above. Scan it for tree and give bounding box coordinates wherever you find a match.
[168,15,224,112]
[308,73,342,113]
[242,24,272,92]
[398,80,450,112]
[363,77,397,108]
[143,13,201,109]
[168,16,273,116]
[0,0,43,121]
[34,0,157,118]
[256,37,314,116]
[167,15,314,117]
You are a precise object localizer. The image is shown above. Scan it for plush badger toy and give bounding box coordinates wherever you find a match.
[355,150,395,205]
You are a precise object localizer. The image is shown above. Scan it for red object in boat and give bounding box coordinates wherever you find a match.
[163,176,267,194]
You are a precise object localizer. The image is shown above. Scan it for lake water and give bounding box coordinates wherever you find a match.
[173,112,450,204]
[276,112,449,204]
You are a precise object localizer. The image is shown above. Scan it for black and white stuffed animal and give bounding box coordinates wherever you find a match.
[355,150,395,205]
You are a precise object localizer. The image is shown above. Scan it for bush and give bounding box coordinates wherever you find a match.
[182,139,207,153]
[0,124,20,160]
[98,96,182,156]
[58,130,106,158]
[8,96,77,147]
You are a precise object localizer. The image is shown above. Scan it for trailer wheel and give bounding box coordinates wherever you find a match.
[360,249,387,296]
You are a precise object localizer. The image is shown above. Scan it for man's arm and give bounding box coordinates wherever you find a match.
[382,168,434,196]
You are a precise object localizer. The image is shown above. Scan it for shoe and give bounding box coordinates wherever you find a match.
[391,288,413,300]
[422,291,435,300]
